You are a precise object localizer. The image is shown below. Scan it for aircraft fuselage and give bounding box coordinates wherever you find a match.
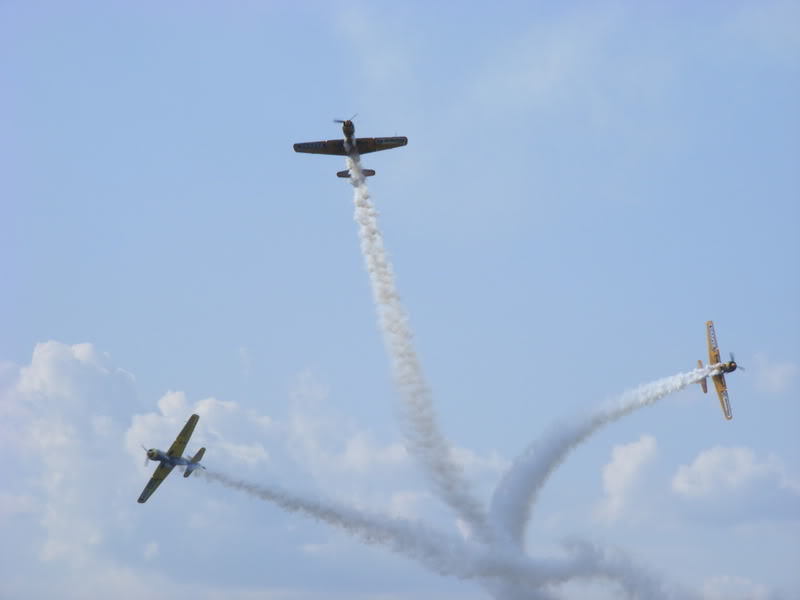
[340,120,357,154]
[340,119,355,142]
[146,448,196,469]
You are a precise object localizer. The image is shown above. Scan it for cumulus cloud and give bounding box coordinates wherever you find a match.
[703,575,772,600]
[125,391,272,470]
[16,341,135,410]
[282,372,504,523]
[672,446,798,497]
[596,434,657,522]
[753,353,797,395]
[672,446,800,523]
[1,341,298,597]
[0,342,139,568]
[340,431,407,472]
[3,340,514,599]
[451,446,509,476]
[285,404,408,478]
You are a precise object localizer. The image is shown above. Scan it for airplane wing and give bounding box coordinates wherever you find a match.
[706,320,722,365]
[167,414,199,458]
[293,140,348,155]
[137,463,175,503]
[712,373,733,420]
[354,137,408,154]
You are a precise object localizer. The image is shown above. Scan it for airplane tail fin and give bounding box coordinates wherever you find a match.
[184,447,206,478]
[696,360,708,393]
[337,169,376,178]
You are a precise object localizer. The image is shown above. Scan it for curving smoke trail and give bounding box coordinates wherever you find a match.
[346,154,493,544]
[198,140,718,597]
[198,471,573,589]
[199,469,473,577]
[200,470,678,597]
[489,366,720,548]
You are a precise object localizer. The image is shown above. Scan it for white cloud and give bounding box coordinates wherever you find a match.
[6,560,334,600]
[671,446,800,523]
[126,391,272,469]
[754,353,797,394]
[16,341,135,409]
[450,446,509,475]
[340,431,407,472]
[596,434,657,522]
[672,446,797,498]
[217,440,269,466]
[2,341,372,599]
[283,373,505,506]
[284,373,412,479]
[0,342,138,569]
[703,575,772,600]
[161,389,189,416]
[92,414,114,437]
[12,339,794,599]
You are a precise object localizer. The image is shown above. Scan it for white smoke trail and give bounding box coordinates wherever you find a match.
[546,538,682,599]
[345,154,493,544]
[340,154,693,597]
[197,469,627,593]
[199,469,475,577]
[489,366,719,548]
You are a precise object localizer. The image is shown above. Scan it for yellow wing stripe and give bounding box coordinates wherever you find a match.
[167,414,199,458]
[137,464,174,503]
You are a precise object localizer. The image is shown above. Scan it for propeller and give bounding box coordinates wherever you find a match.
[141,444,150,467]
[333,113,358,123]
[730,353,745,372]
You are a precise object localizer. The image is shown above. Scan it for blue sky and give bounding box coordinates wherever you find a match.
[2,2,798,599]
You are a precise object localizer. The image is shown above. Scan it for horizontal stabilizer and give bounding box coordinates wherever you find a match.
[184,447,206,478]
[337,169,376,178]
[696,360,708,393]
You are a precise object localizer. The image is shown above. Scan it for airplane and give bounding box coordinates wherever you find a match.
[137,414,206,503]
[293,117,408,178]
[696,320,742,420]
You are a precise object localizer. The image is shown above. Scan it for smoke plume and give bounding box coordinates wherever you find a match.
[489,366,720,548]
[195,144,718,598]
[346,154,493,544]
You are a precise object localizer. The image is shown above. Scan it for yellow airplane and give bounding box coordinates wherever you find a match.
[696,320,742,420]
[137,414,206,503]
